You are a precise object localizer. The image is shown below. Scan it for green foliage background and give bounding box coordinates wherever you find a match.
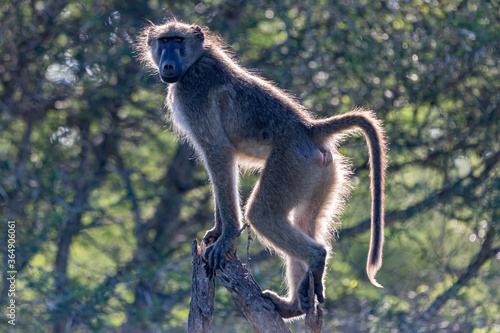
[0,0,499,332]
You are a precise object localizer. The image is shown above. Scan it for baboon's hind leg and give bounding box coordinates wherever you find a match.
[247,148,333,317]
[292,161,338,311]
[263,202,332,317]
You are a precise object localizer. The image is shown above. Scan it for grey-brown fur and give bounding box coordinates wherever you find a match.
[136,20,388,318]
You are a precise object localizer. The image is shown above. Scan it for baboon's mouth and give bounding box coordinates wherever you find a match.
[161,74,182,83]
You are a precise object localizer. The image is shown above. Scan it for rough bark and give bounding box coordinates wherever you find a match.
[190,240,292,333]
[188,240,216,333]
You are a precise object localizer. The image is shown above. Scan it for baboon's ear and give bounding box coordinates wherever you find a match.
[145,25,156,46]
[192,26,205,41]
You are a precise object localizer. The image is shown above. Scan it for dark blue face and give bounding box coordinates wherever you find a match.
[156,36,186,83]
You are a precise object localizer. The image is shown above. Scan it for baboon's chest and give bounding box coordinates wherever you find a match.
[167,87,228,153]
[168,95,193,136]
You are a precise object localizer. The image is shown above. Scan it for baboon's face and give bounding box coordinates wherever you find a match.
[154,35,186,83]
[149,24,205,83]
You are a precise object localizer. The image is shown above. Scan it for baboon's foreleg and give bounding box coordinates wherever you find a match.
[203,150,241,269]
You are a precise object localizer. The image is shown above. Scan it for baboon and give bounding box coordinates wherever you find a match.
[136,20,387,318]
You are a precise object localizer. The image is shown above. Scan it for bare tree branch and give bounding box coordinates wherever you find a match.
[191,242,292,333]
[188,240,216,333]
[340,150,500,239]
[416,225,497,321]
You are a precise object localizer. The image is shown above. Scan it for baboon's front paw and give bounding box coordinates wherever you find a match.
[203,227,222,245]
[262,290,305,319]
[204,236,232,269]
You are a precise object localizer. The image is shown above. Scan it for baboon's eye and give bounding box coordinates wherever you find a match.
[175,37,184,43]
[160,37,169,43]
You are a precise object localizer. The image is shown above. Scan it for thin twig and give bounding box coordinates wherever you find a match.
[238,223,249,235]
[246,224,253,277]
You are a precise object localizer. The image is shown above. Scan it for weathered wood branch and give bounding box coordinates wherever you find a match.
[188,240,216,333]
[212,247,292,333]
[189,237,326,332]
[189,239,292,332]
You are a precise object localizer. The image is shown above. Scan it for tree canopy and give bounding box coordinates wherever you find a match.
[0,0,499,332]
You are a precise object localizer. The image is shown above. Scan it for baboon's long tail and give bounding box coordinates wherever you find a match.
[311,108,387,288]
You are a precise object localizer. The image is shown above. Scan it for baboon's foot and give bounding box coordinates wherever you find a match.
[298,256,326,310]
[203,226,222,245]
[262,290,305,318]
[314,147,333,167]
